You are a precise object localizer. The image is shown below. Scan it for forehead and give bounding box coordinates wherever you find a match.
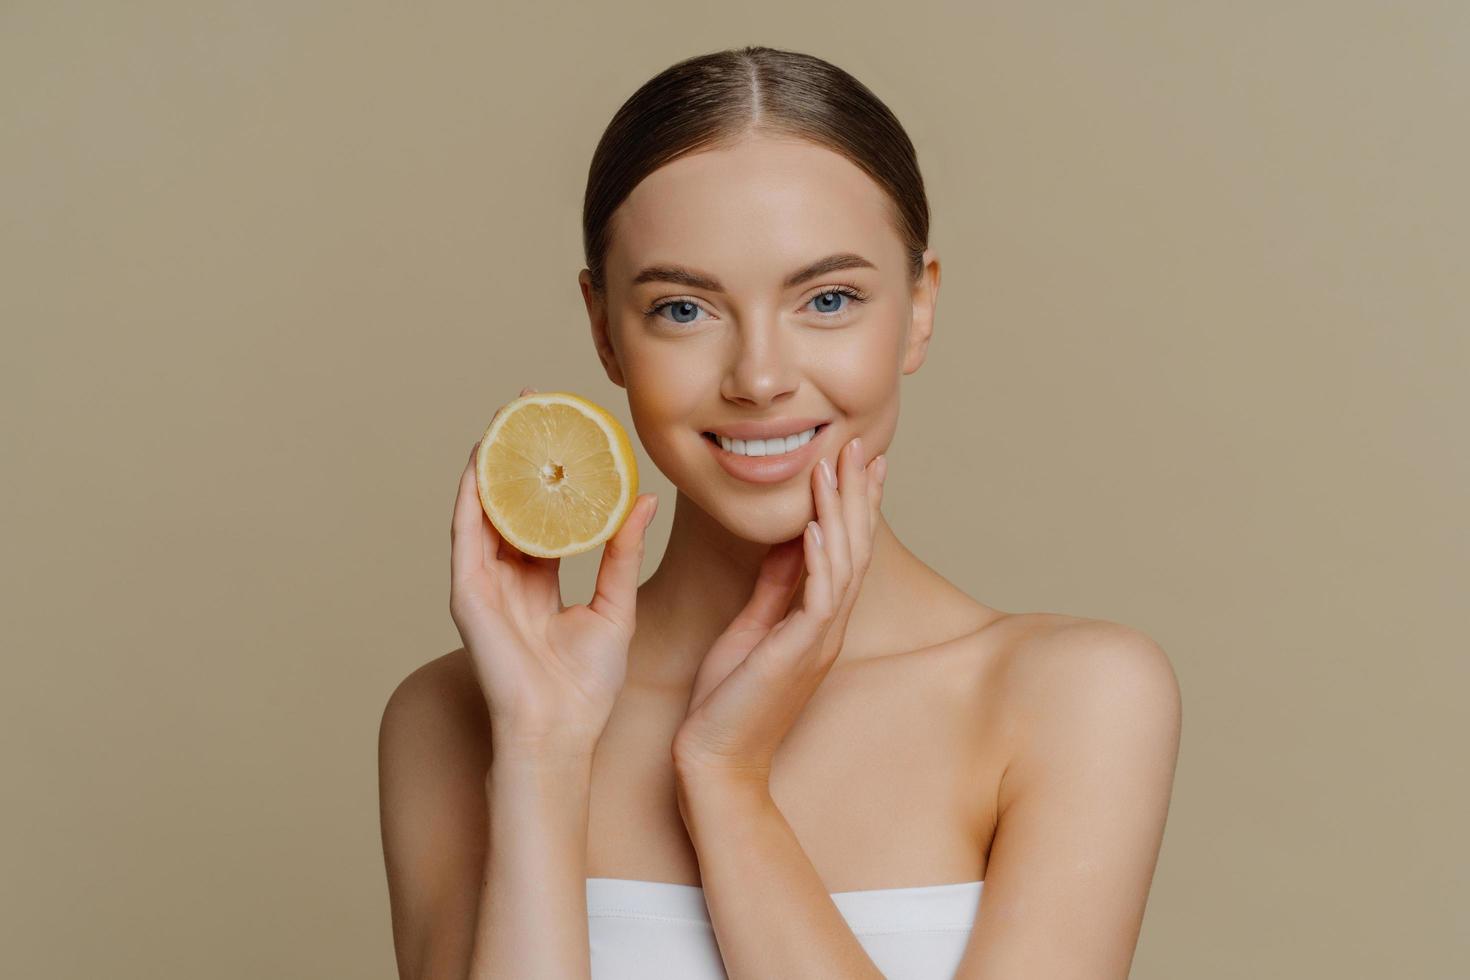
[607,136,899,287]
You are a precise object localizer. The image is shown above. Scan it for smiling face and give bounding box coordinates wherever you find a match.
[580,132,938,544]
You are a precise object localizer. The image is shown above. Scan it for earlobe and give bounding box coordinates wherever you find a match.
[589,318,626,389]
[902,249,940,375]
[602,345,627,389]
[902,326,931,375]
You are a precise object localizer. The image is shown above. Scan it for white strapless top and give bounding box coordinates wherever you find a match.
[586,876,984,978]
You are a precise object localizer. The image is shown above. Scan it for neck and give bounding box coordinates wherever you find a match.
[630,488,919,690]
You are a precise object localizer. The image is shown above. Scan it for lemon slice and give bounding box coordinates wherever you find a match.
[474,391,640,559]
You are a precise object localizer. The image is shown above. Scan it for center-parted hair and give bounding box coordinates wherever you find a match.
[582,45,931,297]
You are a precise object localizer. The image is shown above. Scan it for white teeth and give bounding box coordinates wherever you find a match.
[715,426,819,457]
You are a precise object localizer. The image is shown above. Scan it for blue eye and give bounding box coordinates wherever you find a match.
[643,285,870,325]
[810,290,849,314]
[649,299,707,325]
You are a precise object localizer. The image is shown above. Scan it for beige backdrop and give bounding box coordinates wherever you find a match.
[3,2,1465,977]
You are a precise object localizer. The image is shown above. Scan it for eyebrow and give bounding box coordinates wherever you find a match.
[631,252,877,292]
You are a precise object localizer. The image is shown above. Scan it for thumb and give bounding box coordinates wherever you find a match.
[587,493,658,636]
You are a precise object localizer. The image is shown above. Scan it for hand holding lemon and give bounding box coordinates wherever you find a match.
[449,387,658,760]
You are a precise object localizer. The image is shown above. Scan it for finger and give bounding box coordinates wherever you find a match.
[868,453,886,532]
[799,517,834,640]
[841,436,873,585]
[729,536,806,632]
[587,493,658,636]
[739,520,832,690]
[814,451,850,610]
[802,515,835,623]
[452,441,492,583]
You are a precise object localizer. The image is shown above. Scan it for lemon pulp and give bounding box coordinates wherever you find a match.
[475,392,639,558]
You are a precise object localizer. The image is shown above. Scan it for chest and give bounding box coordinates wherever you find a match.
[584,646,1004,893]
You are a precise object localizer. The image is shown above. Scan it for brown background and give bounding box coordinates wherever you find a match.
[3,2,1465,977]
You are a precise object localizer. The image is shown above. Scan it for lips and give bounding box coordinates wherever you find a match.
[702,422,832,484]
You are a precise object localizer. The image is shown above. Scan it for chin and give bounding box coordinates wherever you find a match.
[646,428,832,545]
[710,497,813,546]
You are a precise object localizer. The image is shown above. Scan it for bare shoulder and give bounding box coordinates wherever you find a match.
[997,614,1179,703]
[982,613,1180,722]
[377,648,492,979]
[984,614,1183,802]
[381,647,495,773]
[948,615,1182,975]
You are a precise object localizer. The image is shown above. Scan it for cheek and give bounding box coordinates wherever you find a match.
[818,328,901,409]
[619,342,710,448]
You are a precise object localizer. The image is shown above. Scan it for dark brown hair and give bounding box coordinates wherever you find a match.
[581,45,931,297]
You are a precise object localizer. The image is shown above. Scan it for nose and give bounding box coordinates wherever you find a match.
[719,314,800,408]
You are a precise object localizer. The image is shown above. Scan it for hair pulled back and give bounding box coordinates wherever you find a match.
[582,45,930,296]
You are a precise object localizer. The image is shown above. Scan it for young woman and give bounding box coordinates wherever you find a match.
[379,45,1181,980]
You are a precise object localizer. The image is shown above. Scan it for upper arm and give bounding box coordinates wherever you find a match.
[956,620,1183,980]
[378,650,495,980]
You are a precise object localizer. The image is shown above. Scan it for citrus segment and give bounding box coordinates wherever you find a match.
[474,392,639,558]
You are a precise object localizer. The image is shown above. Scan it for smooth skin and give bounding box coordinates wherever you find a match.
[380,132,1182,979]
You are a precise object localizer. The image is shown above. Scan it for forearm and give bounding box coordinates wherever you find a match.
[467,752,595,980]
[675,772,885,979]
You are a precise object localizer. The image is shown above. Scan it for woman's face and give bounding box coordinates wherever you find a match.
[582,133,938,544]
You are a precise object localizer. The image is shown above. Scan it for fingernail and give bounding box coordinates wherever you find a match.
[852,436,863,460]
[877,454,888,485]
[820,457,836,488]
